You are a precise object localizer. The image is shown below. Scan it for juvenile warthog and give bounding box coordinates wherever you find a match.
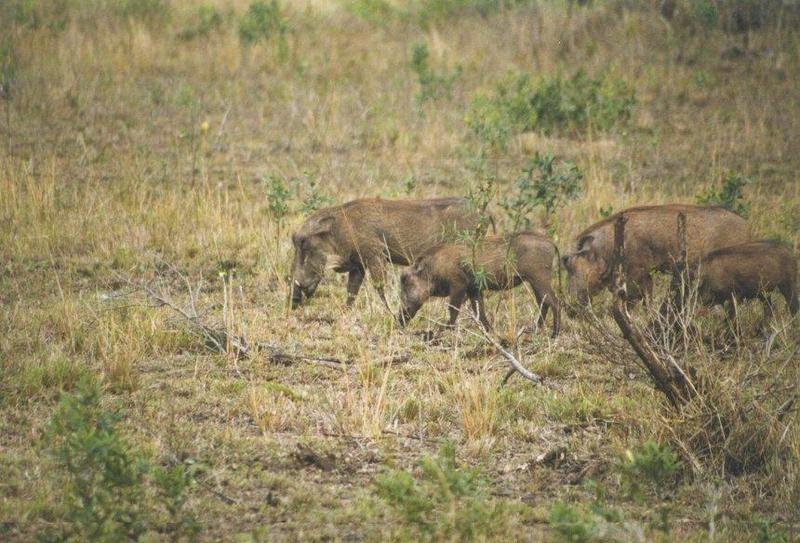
[397,231,561,337]
[561,204,752,306]
[290,198,490,308]
[696,240,798,325]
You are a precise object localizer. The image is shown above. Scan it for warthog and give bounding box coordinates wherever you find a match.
[290,197,491,308]
[561,204,752,306]
[397,231,561,337]
[696,240,798,325]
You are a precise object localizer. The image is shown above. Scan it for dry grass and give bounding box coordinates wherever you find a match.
[1,0,799,540]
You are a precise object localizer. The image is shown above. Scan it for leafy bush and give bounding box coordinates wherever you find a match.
[693,0,720,29]
[549,446,680,542]
[660,0,800,34]
[467,70,636,147]
[619,441,682,501]
[409,42,462,106]
[696,172,751,217]
[291,174,334,214]
[264,175,291,222]
[239,0,288,58]
[178,4,224,41]
[4,0,71,31]
[415,0,533,27]
[41,379,199,541]
[4,0,171,30]
[346,0,396,26]
[500,152,583,233]
[374,442,515,541]
[113,0,172,24]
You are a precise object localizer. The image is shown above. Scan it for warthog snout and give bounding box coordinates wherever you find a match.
[290,279,320,309]
[396,302,421,327]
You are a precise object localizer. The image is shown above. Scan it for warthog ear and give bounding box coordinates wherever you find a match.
[577,235,594,250]
[307,216,334,237]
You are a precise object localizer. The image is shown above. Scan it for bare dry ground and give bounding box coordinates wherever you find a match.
[1,1,799,541]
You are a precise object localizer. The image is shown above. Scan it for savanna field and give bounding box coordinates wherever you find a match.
[1,0,799,541]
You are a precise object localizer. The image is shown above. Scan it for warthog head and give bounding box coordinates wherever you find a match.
[397,262,433,326]
[290,217,334,308]
[561,235,609,306]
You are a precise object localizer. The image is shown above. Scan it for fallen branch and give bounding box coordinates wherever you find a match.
[261,346,349,371]
[114,267,250,359]
[463,309,549,386]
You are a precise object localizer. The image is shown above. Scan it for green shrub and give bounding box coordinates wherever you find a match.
[112,0,172,24]
[696,172,751,217]
[500,152,583,233]
[41,379,199,541]
[374,442,515,541]
[619,441,682,502]
[264,175,290,222]
[3,0,171,31]
[415,0,533,27]
[292,174,334,214]
[693,0,719,29]
[4,0,71,31]
[409,42,462,106]
[178,4,224,41]
[346,0,396,26]
[467,70,635,147]
[239,0,288,58]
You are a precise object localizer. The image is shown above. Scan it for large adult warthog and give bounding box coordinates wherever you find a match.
[290,197,491,308]
[561,204,752,305]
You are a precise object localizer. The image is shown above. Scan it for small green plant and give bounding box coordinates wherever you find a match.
[696,172,751,217]
[457,166,496,287]
[415,0,531,28]
[1,39,17,138]
[176,84,202,186]
[753,515,789,543]
[346,0,395,27]
[374,442,514,540]
[178,4,224,41]
[263,174,291,255]
[6,0,69,31]
[265,175,291,221]
[619,440,682,502]
[599,205,614,218]
[239,0,289,59]
[410,42,462,106]
[42,378,199,542]
[467,70,635,148]
[548,482,628,543]
[693,0,719,29]
[401,175,417,195]
[291,174,333,215]
[500,152,583,234]
[152,462,201,539]
[113,0,172,24]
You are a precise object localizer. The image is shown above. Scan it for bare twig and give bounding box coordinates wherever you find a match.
[463,309,549,386]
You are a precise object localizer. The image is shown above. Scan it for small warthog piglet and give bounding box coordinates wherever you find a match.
[696,240,798,325]
[398,231,560,337]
